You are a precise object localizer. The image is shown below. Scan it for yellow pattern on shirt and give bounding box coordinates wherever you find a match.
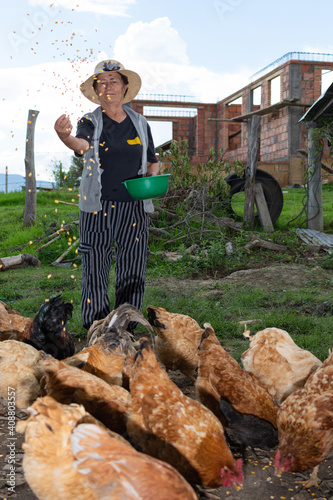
[127,136,142,145]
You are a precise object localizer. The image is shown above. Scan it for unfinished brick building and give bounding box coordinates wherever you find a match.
[132,52,333,187]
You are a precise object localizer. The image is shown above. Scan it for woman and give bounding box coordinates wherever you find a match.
[54,60,159,330]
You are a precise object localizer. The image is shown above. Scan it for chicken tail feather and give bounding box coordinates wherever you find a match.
[108,303,155,345]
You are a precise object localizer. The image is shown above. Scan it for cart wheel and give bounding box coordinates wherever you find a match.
[224,169,284,223]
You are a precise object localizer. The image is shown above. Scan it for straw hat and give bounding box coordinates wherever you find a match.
[80,59,141,104]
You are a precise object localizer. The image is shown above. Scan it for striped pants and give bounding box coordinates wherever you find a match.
[79,199,150,330]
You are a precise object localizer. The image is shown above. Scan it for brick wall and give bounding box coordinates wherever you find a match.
[133,58,333,186]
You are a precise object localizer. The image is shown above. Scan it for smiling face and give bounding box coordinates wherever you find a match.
[94,72,128,106]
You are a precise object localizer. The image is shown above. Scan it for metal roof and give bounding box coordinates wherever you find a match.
[299,82,333,123]
[296,228,333,253]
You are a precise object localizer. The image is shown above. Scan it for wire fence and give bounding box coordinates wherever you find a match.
[0,182,24,187]
[0,181,54,193]
[0,181,25,193]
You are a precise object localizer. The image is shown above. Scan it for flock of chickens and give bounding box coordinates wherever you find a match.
[0,295,332,499]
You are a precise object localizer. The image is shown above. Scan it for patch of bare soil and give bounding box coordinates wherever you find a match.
[219,264,332,292]
[152,263,333,295]
[1,265,333,500]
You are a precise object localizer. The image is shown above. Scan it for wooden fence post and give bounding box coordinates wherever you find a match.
[243,115,260,227]
[23,109,39,227]
[306,123,323,231]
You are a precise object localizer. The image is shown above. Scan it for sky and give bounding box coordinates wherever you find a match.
[1,0,333,185]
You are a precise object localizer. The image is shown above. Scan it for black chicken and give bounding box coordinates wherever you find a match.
[24,295,75,359]
[219,399,279,455]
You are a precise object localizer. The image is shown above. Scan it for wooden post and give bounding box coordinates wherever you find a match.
[306,123,323,231]
[23,109,39,226]
[254,183,274,231]
[244,115,260,227]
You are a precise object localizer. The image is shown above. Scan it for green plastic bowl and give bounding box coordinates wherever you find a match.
[122,174,170,200]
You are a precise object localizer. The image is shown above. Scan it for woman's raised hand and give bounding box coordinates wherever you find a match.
[54,114,73,142]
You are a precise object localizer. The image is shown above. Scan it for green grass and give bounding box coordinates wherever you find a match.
[230,184,333,231]
[1,263,331,361]
[0,186,333,362]
[0,189,80,264]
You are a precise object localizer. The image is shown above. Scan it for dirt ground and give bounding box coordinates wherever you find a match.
[1,264,333,500]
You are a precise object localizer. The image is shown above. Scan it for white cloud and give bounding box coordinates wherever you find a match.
[28,0,136,17]
[113,18,250,102]
[114,18,189,65]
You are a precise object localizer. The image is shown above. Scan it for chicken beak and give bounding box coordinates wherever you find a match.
[274,465,285,477]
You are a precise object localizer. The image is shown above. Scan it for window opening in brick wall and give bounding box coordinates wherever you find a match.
[270,75,281,105]
[148,120,173,150]
[321,69,333,94]
[143,106,197,117]
[227,96,243,151]
[252,86,262,106]
[228,96,242,105]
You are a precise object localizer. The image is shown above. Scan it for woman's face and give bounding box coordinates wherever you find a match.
[95,72,128,105]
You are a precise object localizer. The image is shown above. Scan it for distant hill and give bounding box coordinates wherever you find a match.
[0,173,54,193]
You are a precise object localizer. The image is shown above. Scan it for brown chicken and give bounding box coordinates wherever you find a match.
[68,303,155,389]
[71,423,197,499]
[41,353,130,434]
[126,338,243,489]
[196,324,278,451]
[17,396,196,500]
[0,300,32,338]
[0,340,44,408]
[146,305,204,381]
[241,327,322,405]
[0,295,75,360]
[275,349,333,488]
[65,338,131,388]
[16,396,123,500]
